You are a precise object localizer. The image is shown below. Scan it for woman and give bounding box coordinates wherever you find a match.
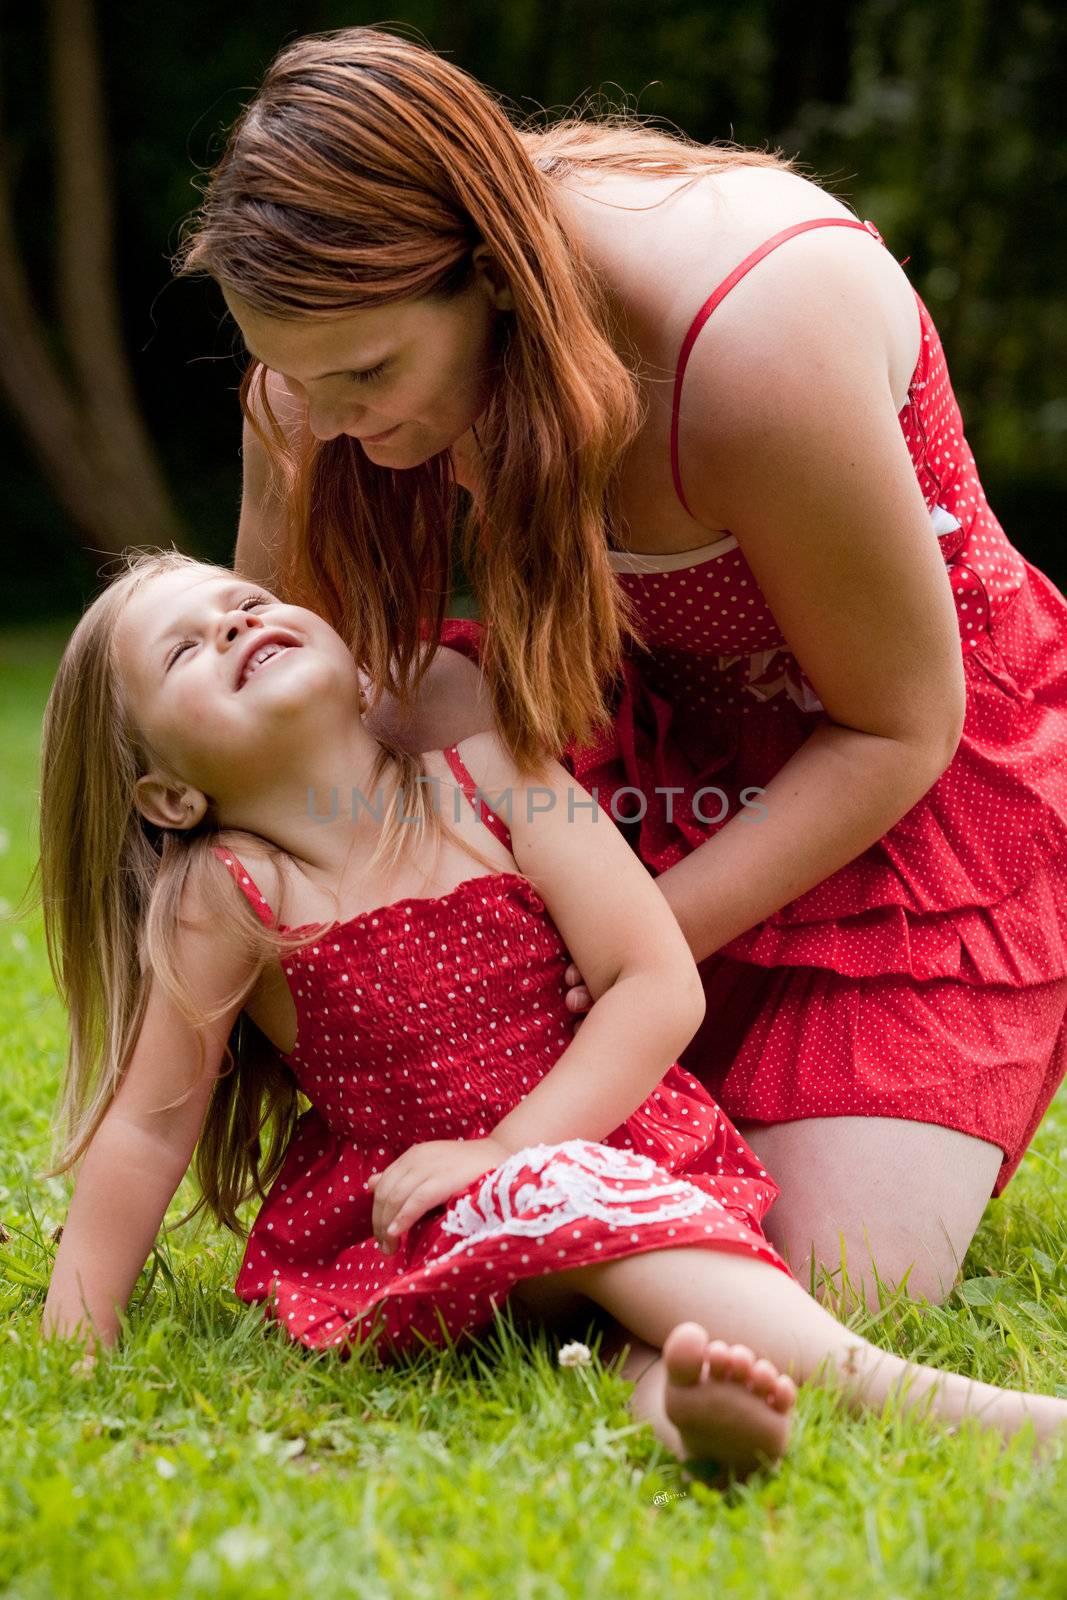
[174,26,1067,1316]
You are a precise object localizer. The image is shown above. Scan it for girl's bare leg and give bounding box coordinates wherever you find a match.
[517,1245,1067,1478]
[511,1269,796,1475]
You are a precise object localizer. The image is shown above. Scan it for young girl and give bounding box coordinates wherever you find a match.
[38,549,1066,1481]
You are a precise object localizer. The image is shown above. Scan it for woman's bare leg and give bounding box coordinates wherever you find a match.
[733,1117,1005,1312]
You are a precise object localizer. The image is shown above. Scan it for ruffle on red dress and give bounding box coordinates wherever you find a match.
[433,539,1067,991]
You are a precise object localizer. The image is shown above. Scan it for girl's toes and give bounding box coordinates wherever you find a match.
[746,1357,781,1399]
[723,1343,757,1382]
[704,1339,733,1379]
[769,1374,799,1413]
[662,1321,713,1386]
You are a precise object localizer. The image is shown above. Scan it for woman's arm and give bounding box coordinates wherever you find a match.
[651,228,967,965]
[41,875,257,1353]
[360,646,498,753]
[233,368,305,593]
[234,368,496,753]
[658,721,957,966]
[453,731,706,1156]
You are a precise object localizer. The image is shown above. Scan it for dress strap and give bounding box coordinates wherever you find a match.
[211,845,278,930]
[442,744,515,854]
[670,216,885,517]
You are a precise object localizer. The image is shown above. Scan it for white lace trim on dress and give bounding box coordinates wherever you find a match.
[431,1138,720,1269]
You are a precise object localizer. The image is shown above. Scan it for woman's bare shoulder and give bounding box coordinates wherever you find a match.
[559,162,855,285]
[557,162,886,382]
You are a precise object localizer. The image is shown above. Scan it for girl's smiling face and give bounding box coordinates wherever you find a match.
[221,250,512,468]
[115,566,362,823]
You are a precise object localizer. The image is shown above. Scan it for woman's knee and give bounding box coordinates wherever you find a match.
[742,1115,1005,1310]
[775,1225,961,1311]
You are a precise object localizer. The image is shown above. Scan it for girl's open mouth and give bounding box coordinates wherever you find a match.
[236,637,301,689]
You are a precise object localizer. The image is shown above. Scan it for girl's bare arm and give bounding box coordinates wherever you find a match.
[453,731,707,1156]
[41,875,258,1352]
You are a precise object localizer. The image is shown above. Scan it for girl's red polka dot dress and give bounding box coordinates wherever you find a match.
[437,218,1067,1198]
[211,743,792,1359]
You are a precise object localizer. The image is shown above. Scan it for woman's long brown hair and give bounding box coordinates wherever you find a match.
[174,26,793,771]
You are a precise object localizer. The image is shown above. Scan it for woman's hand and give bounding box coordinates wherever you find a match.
[564,963,592,1023]
[367,1137,515,1256]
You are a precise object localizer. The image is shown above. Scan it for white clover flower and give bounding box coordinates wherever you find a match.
[557,1340,592,1368]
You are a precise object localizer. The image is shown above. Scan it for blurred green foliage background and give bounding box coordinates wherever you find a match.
[2,0,1064,621]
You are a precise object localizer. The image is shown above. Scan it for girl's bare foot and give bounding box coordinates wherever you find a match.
[661,1320,797,1480]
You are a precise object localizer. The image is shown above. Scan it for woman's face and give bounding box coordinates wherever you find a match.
[222,257,510,469]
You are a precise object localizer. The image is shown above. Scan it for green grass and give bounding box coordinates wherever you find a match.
[2,618,1066,1599]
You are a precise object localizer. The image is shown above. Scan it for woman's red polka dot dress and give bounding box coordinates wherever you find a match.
[437,218,1067,1198]
[211,743,792,1360]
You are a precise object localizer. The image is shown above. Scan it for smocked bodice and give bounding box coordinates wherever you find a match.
[273,871,571,1153]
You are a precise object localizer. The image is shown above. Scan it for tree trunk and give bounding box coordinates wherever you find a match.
[0,0,188,557]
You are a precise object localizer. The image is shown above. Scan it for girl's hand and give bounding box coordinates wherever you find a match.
[564,963,592,1023]
[367,1137,515,1256]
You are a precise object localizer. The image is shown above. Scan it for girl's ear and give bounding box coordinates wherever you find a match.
[471,242,515,312]
[134,773,208,832]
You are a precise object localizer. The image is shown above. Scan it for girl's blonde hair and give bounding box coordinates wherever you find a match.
[173,26,794,771]
[31,547,506,1238]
